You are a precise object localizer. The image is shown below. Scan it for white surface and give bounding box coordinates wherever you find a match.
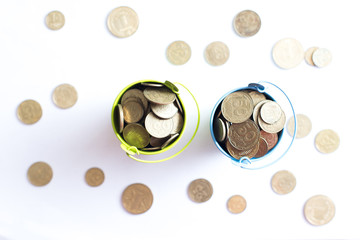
[0,0,359,239]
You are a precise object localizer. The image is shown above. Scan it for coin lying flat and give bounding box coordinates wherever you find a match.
[107,6,139,38]
[205,41,230,66]
[221,91,253,123]
[229,119,260,151]
[233,10,261,37]
[151,102,178,119]
[122,183,153,214]
[166,40,191,65]
[271,170,296,194]
[143,87,176,105]
[227,195,247,214]
[260,101,282,124]
[45,11,65,30]
[145,112,173,138]
[305,47,319,66]
[315,129,340,153]
[188,178,213,203]
[252,100,271,126]
[27,162,53,186]
[122,101,144,123]
[17,99,42,124]
[287,114,312,138]
[171,112,184,134]
[304,195,335,226]
[272,38,304,69]
[52,84,78,109]
[123,123,150,148]
[258,110,286,133]
[312,48,332,68]
[121,88,148,110]
[85,167,104,187]
[254,137,268,158]
[260,130,278,150]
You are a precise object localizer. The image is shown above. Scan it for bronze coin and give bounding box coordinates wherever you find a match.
[17,99,42,124]
[260,130,278,150]
[27,162,53,186]
[227,195,247,214]
[226,139,259,160]
[228,119,260,151]
[188,178,213,203]
[122,183,153,214]
[254,137,268,158]
[85,167,105,187]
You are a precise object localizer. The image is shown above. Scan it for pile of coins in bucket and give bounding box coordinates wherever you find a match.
[213,89,285,160]
[114,82,184,151]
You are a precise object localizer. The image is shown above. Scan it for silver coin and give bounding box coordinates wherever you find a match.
[145,112,173,138]
[304,195,335,226]
[204,41,230,66]
[258,110,286,133]
[121,88,148,111]
[151,102,178,119]
[252,100,271,126]
[272,38,304,69]
[287,114,312,138]
[107,6,139,38]
[171,112,184,134]
[260,101,282,124]
[143,87,176,105]
[214,117,226,143]
[161,133,180,149]
[312,48,332,68]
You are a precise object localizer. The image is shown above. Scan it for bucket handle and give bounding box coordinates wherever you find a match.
[125,82,200,163]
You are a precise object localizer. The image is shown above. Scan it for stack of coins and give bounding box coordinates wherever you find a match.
[213,89,286,160]
[114,82,184,151]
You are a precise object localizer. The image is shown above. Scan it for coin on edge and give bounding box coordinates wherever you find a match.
[27,162,53,186]
[315,129,340,154]
[227,195,247,214]
[271,170,296,194]
[107,6,139,38]
[52,83,78,109]
[166,40,191,65]
[304,195,335,226]
[17,99,42,124]
[85,167,105,187]
[304,47,319,66]
[204,41,230,66]
[287,114,312,138]
[233,10,261,37]
[45,11,65,30]
[272,38,304,69]
[122,183,153,214]
[188,178,213,203]
[312,48,332,68]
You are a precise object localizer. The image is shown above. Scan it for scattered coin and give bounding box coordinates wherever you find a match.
[304,195,335,226]
[45,11,65,30]
[52,83,78,109]
[204,41,230,66]
[229,119,260,151]
[151,102,178,119]
[123,123,150,148]
[233,10,261,37]
[143,86,176,105]
[107,6,139,38]
[122,183,153,214]
[287,114,312,138]
[166,40,191,65]
[214,117,227,143]
[122,101,144,123]
[227,195,247,214]
[145,112,173,138]
[85,167,105,187]
[260,101,282,124]
[17,99,42,124]
[304,47,319,66]
[221,91,253,123]
[315,129,340,153]
[27,161,53,186]
[312,48,332,68]
[271,170,296,194]
[272,38,304,69]
[188,178,213,203]
[254,137,268,158]
[260,130,278,150]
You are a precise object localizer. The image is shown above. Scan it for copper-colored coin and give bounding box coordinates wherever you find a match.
[260,130,278,150]
[123,123,150,148]
[254,137,268,158]
[315,129,340,154]
[271,170,296,195]
[188,178,213,203]
[221,91,253,123]
[17,99,42,124]
[85,167,105,187]
[304,195,335,226]
[305,47,319,66]
[226,139,259,160]
[27,162,53,186]
[52,84,78,109]
[122,183,153,214]
[228,119,260,151]
[151,102,178,119]
[227,195,247,214]
[122,101,144,123]
[45,10,65,30]
[233,10,261,37]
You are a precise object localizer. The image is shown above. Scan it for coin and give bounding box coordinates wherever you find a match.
[27,162,53,186]
[166,40,191,65]
[271,170,296,194]
[315,129,340,153]
[145,112,173,138]
[254,137,268,158]
[287,114,312,138]
[141,82,163,88]
[175,97,183,115]
[123,123,150,148]
[228,119,260,150]
[260,130,278,150]
[150,136,170,147]
[258,110,286,133]
[17,99,42,124]
[117,104,125,133]
[304,195,335,226]
[161,133,180,149]
[304,47,319,66]
[260,101,282,124]
[214,117,227,143]
[226,139,259,159]
[45,11,65,30]
[188,178,213,203]
[85,167,104,187]
[122,101,144,123]
[204,41,230,66]
[221,91,253,123]
[227,195,247,214]
[121,88,148,111]
[248,90,266,106]
[143,87,176,105]
[122,183,153,214]
[233,10,261,37]
[272,38,304,69]
[52,83,78,109]
[107,6,139,38]
[151,102,178,119]
[252,100,271,126]
[312,48,332,68]
[170,112,184,134]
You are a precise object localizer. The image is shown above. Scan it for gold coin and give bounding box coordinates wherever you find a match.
[205,41,230,66]
[272,38,304,69]
[287,114,312,138]
[271,170,296,194]
[221,91,253,123]
[45,11,65,30]
[315,129,340,154]
[17,99,42,124]
[123,123,150,148]
[107,6,139,38]
[228,119,260,151]
[227,195,247,214]
[27,162,53,186]
[122,183,153,214]
[52,83,78,109]
[304,195,335,226]
[122,101,144,123]
[188,178,213,203]
[85,167,105,187]
[166,40,191,65]
[304,47,319,66]
[233,10,261,37]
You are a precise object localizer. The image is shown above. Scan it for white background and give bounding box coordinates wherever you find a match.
[0,0,359,239]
